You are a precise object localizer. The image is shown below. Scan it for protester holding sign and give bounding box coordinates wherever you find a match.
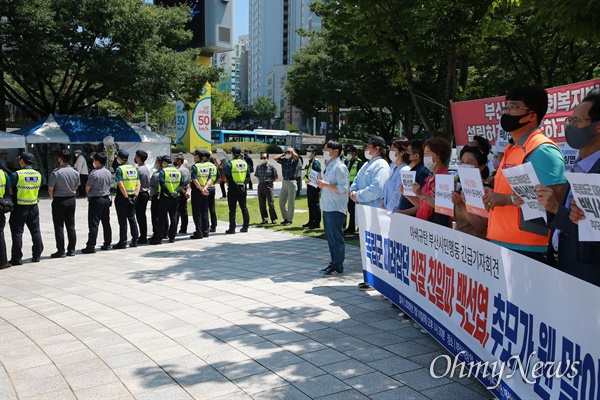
[406,136,453,227]
[398,139,429,216]
[483,86,566,262]
[381,137,410,212]
[452,146,491,239]
[534,91,600,286]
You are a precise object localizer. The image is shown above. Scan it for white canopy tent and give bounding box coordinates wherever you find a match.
[0,130,26,149]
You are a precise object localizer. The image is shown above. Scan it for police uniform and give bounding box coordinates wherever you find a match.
[82,165,113,252]
[304,147,322,229]
[208,157,221,232]
[190,151,216,239]
[114,152,140,248]
[1,170,11,268]
[150,159,183,244]
[225,147,250,234]
[9,153,43,264]
[345,153,364,234]
[177,161,191,233]
[48,163,80,257]
[136,162,152,244]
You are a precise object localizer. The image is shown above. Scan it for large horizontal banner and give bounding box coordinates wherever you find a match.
[452,79,600,146]
[357,205,600,400]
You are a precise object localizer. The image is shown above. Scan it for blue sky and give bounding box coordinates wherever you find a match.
[235,0,249,38]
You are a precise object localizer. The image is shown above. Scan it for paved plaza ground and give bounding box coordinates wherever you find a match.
[1,198,494,399]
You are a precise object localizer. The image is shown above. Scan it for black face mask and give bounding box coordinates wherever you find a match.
[402,153,411,164]
[500,113,532,133]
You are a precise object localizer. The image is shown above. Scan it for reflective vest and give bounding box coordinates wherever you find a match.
[348,157,363,184]
[230,158,248,185]
[0,171,6,198]
[194,162,217,187]
[162,166,182,195]
[305,158,321,183]
[487,129,560,247]
[15,168,41,205]
[116,164,139,195]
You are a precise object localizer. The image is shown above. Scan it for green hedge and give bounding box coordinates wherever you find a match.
[211,142,283,154]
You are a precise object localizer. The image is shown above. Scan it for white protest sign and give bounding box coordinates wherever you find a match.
[434,174,454,217]
[458,166,489,218]
[565,172,600,242]
[401,171,416,197]
[308,170,319,188]
[502,162,546,222]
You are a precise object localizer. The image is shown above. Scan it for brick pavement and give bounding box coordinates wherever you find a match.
[0,198,494,399]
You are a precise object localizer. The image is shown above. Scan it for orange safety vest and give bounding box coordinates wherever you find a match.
[487,128,560,247]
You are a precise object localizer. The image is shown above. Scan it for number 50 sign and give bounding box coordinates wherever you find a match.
[192,95,211,145]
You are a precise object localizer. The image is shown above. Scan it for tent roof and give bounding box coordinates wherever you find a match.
[0,130,27,148]
[13,114,170,144]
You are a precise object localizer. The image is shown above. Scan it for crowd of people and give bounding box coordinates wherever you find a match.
[1,85,598,287]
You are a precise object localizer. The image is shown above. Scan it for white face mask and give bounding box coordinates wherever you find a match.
[262,159,268,165]
[389,150,397,163]
[285,153,292,159]
[364,150,373,160]
[424,156,436,171]
[323,150,331,162]
[306,151,312,157]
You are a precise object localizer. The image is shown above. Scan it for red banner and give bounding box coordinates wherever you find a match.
[452,79,600,146]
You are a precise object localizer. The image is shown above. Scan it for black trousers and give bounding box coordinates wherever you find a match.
[151,197,169,235]
[78,174,88,197]
[208,188,217,230]
[296,176,302,197]
[220,181,227,198]
[115,195,139,244]
[228,185,249,230]
[258,182,278,222]
[135,191,149,241]
[307,185,321,225]
[87,196,112,247]
[156,196,178,240]
[347,198,357,232]
[52,197,76,253]
[1,213,7,266]
[178,193,189,231]
[191,189,209,235]
[9,205,43,261]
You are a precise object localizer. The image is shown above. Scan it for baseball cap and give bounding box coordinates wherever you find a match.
[346,145,358,152]
[367,136,387,148]
[231,146,242,155]
[160,155,172,164]
[306,145,317,152]
[117,150,129,160]
[193,149,203,156]
[244,149,250,153]
[19,152,35,163]
[74,149,82,154]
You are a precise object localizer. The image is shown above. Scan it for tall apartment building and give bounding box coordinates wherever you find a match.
[212,34,249,106]
[248,0,320,106]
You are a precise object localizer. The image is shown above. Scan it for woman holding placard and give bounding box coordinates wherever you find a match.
[381,137,411,211]
[406,137,453,227]
[452,146,491,239]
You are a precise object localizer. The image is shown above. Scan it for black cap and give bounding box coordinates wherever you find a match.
[19,152,34,163]
[244,149,250,153]
[231,146,242,155]
[117,150,129,160]
[367,136,387,148]
[160,155,172,164]
[306,145,317,152]
[199,150,210,158]
[175,155,184,162]
[347,145,358,152]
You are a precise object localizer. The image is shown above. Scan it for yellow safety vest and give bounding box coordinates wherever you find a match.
[0,171,6,198]
[162,166,182,194]
[348,158,363,184]
[15,169,42,205]
[305,158,321,183]
[194,162,217,187]
[230,159,248,186]
[116,164,139,195]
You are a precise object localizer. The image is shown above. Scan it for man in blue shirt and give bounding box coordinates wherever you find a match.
[317,141,350,277]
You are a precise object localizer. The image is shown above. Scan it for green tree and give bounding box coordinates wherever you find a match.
[211,88,241,128]
[0,0,221,126]
[252,96,277,127]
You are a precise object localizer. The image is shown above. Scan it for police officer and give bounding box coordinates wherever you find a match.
[149,155,184,244]
[113,150,140,249]
[225,146,250,234]
[149,156,166,238]
[243,149,254,190]
[208,152,220,232]
[174,155,191,234]
[135,150,151,244]
[190,150,216,239]
[9,152,43,265]
[345,145,364,234]
[0,167,11,269]
[303,145,322,229]
[48,150,80,258]
[81,152,113,254]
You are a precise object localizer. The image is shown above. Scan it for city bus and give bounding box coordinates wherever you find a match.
[211,129,302,150]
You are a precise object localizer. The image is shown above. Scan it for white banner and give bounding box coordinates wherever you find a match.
[565,172,600,242]
[357,205,600,400]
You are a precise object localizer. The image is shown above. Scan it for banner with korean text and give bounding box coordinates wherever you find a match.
[357,205,600,400]
[451,79,600,147]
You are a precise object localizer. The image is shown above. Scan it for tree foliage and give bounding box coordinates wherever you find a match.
[252,96,278,122]
[211,88,241,128]
[0,0,222,121]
